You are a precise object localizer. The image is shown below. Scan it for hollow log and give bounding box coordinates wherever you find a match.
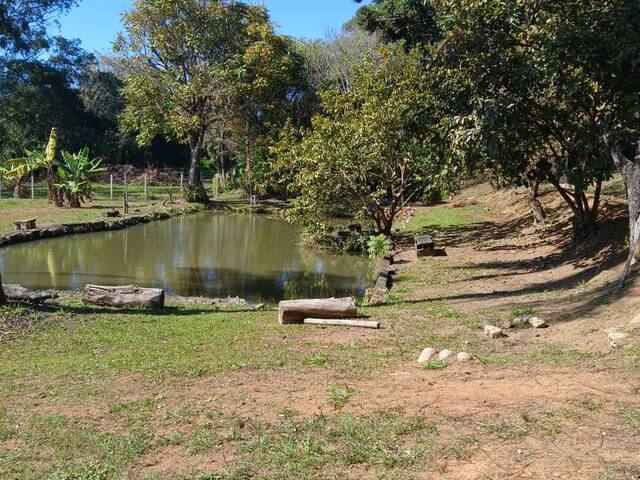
[278,297,357,325]
[3,284,59,304]
[303,318,380,329]
[83,285,165,310]
[0,274,5,306]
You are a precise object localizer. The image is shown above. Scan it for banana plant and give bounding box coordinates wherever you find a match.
[2,128,61,202]
[55,148,106,208]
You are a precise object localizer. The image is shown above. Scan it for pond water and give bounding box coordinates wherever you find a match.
[0,213,374,302]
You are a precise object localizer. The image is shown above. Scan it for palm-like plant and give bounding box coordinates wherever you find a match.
[55,148,106,208]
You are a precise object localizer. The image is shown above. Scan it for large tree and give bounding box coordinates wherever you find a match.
[274,47,453,236]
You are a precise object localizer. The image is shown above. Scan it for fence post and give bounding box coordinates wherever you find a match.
[0,174,3,199]
[144,173,148,201]
[180,173,184,190]
[110,174,113,200]
[123,172,129,214]
[31,173,34,199]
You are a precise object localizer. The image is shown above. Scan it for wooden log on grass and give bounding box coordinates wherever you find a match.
[3,284,59,304]
[303,318,380,329]
[278,297,357,325]
[0,274,5,306]
[83,284,165,310]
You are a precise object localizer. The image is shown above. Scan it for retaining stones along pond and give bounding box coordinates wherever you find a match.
[0,211,174,248]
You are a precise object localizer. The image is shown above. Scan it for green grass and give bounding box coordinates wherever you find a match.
[406,204,484,232]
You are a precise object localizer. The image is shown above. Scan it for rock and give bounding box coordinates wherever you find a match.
[606,327,629,343]
[438,349,453,361]
[418,347,437,365]
[485,325,507,338]
[512,316,530,327]
[630,314,640,329]
[457,352,472,363]
[528,317,548,329]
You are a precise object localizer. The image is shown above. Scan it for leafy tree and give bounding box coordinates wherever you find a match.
[274,47,453,236]
[436,0,615,237]
[353,0,440,48]
[117,0,286,202]
[0,0,78,63]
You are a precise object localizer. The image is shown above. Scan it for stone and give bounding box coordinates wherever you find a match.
[606,327,629,343]
[437,349,453,361]
[512,316,530,327]
[485,325,507,338]
[418,347,437,365]
[528,317,548,329]
[630,314,640,329]
[457,352,472,363]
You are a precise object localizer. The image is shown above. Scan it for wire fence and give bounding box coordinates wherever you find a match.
[0,171,228,203]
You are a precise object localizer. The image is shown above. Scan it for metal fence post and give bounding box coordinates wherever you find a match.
[0,174,3,199]
[180,173,184,190]
[110,174,113,200]
[31,173,34,199]
[144,173,148,201]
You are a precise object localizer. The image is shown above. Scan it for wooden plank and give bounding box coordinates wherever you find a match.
[303,318,380,329]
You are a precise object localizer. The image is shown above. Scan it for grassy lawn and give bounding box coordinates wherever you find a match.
[405,204,484,232]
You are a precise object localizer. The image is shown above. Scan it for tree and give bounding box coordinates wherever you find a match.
[274,47,453,236]
[353,0,441,48]
[116,0,276,202]
[436,0,615,237]
[0,0,78,64]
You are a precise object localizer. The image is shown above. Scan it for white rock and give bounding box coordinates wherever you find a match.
[418,347,437,365]
[606,327,629,342]
[438,349,453,361]
[457,352,472,363]
[528,317,548,329]
[630,314,640,328]
[484,325,507,338]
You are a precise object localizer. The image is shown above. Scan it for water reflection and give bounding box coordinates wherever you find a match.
[0,213,374,302]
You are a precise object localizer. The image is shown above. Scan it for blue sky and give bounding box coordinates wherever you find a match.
[57,0,371,54]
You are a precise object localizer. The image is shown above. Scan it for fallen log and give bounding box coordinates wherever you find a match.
[83,284,165,310]
[0,274,5,305]
[278,297,357,325]
[303,318,380,329]
[3,284,59,304]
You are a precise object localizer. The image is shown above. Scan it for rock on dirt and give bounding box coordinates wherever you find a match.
[418,348,437,365]
[438,349,453,361]
[528,317,549,329]
[630,314,640,329]
[606,327,629,343]
[457,352,472,362]
[485,325,507,338]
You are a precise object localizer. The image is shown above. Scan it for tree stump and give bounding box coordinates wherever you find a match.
[83,285,165,310]
[278,297,357,325]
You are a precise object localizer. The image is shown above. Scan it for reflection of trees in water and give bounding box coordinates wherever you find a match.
[0,214,373,300]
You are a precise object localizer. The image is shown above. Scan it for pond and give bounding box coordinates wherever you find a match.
[0,213,374,302]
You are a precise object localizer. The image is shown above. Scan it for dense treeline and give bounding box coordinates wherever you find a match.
[1,0,640,283]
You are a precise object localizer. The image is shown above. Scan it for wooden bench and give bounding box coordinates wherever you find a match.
[15,219,36,231]
[415,235,435,257]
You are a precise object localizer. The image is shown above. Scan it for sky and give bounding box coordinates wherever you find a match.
[57,0,371,55]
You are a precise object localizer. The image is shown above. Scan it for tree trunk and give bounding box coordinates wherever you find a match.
[0,274,6,306]
[602,133,640,288]
[278,297,357,325]
[13,179,26,199]
[528,181,546,226]
[83,285,165,310]
[550,180,599,239]
[185,134,208,203]
[245,120,253,197]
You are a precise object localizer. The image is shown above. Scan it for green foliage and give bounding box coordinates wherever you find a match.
[367,234,392,259]
[273,46,455,235]
[55,148,106,207]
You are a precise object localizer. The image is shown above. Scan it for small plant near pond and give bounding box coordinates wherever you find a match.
[367,234,393,259]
